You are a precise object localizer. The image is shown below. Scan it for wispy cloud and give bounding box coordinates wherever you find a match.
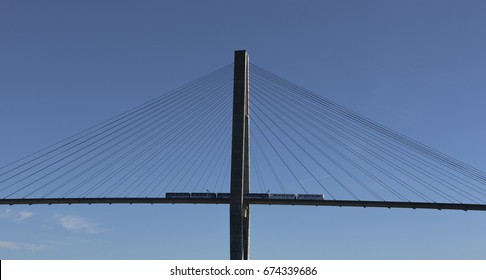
[57,215,103,234]
[0,209,34,221]
[0,240,43,251]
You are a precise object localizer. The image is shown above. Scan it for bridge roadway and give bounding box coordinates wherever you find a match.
[1,198,486,211]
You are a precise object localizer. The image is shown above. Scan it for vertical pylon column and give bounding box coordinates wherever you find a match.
[230,50,250,260]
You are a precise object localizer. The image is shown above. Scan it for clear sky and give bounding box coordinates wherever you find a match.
[1,0,486,259]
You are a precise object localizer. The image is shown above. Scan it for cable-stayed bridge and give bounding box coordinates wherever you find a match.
[1,51,486,259]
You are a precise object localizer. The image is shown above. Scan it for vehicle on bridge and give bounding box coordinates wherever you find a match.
[216,193,230,199]
[165,192,324,200]
[297,194,325,200]
[165,192,190,199]
[269,193,297,200]
[190,192,217,199]
[245,193,270,199]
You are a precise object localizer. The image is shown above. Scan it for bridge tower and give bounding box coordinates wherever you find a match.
[230,50,250,260]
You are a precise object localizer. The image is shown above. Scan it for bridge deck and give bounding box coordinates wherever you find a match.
[1,198,486,211]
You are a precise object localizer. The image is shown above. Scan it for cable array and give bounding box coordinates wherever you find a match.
[2,61,486,205]
[250,63,486,203]
[0,65,234,198]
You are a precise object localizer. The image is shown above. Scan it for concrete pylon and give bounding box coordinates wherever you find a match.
[229,50,250,260]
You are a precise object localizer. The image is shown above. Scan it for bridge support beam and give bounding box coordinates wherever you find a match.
[230,50,250,260]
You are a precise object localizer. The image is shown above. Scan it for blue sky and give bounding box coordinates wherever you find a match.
[1,0,486,259]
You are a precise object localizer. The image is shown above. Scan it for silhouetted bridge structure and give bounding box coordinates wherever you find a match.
[2,197,486,211]
[2,51,486,259]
